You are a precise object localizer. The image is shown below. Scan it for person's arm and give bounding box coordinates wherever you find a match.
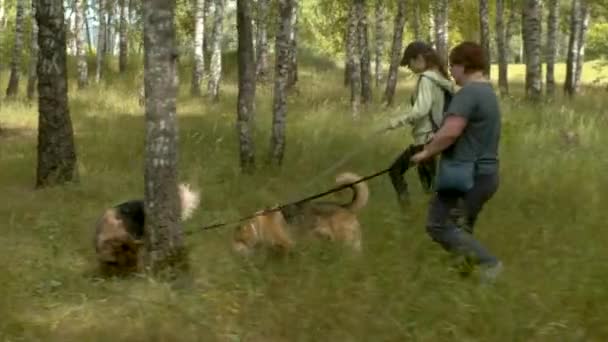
[411,86,475,162]
[422,115,467,157]
[388,77,434,129]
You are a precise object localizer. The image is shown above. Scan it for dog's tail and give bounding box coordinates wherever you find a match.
[179,183,201,221]
[335,172,369,212]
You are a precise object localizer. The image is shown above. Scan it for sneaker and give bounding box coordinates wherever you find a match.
[479,261,503,284]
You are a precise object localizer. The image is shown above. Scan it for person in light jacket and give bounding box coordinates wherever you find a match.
[386,41,456,205]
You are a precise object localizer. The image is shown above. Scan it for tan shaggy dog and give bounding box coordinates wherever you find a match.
[94,183,200,276]
[232,172,369,256]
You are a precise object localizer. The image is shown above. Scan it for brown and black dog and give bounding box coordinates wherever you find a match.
[232,172,369,256]
[94,183,200,276]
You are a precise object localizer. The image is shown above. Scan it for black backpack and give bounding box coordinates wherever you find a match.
[411,74,453,132]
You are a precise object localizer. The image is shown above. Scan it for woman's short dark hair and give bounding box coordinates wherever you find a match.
[400,41,450,79]
[449,41,488,73]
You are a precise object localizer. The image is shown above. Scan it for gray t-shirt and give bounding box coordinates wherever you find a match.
[443,81,501,175]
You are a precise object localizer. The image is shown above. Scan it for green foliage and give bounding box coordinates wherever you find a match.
[586,23,608,60]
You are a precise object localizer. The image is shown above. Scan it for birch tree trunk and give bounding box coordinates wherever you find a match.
[191,0,205,96]
[357,0,372,104]
[505,0,517,63]
[203,0,212,57]
[564,0,581,96]
[143,0,187,275]
[269,0,294,165]
[574,1,589,93]
[85,4,93,53]
[545,0,559,96]
[236,0,256,172]
[382,0,406,107]
[35,0,78,187]
[479,0,490,77]
[374,0,385,87]
[118,0,128,73]
[6,0,25,98]
[522,0,542,101]
[0,0,4,28]
[346,0,361,116]
[286,0,298,90]
[207,0,224,102]
[106,0,115,55]
[27,0,39,99]
[496,0,508,95]
[75,0,88,89]
[255,0,269,82]
[96,0,106,82]
[434,0,448,66]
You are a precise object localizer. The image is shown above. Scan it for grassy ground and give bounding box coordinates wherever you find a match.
[1,55,608,341]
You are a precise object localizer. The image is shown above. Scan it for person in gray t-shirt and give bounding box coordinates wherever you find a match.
[410,42,503,283]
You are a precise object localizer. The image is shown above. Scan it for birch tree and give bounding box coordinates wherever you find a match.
[6,0,25,97]
[382,0,406,107]
[236,0,256,172]
[143,0,187,275]
[27,0,39,99]
[479,0,490,77]
[522,0,542,101]
[545,0,559,96]
[269,0,294,165]
[75,0,88,89]
[255,0,269,81]
[191,0,205,96]
[36,0,78,187]
[496,0,508,94]
[434,0,449,66]
[208,0,224,101]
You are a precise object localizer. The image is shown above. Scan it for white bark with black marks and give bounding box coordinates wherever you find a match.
[35,0,78,187]
[574,1,589,93]
[287,0,298,90]
[75,0,88,89]
[236,0,256,172]
[545,0,559,96]
[269,0,294,165]
[105,0,115,55]
[505,0,518,63]
[191,0,205,96]
[96,0,106,82]
[27,0,39,100]
[479,0,490,77]
[255,0,269,82]
[208,0,224,102]
[434,0,448,67]
[522,0,542,101]
[346,0,361,116]
[564,0,581,96]
[6,0,25,97]
[0,0,5,28]
[383,0,406,107]
[143,0,187,275]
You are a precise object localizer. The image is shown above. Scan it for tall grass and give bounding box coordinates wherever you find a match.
[1,54,607,341]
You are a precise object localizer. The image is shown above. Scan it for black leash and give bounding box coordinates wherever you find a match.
[190,165,393,234]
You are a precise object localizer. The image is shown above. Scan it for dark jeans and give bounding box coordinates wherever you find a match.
[389,144,437,202]
[426,172,499,266]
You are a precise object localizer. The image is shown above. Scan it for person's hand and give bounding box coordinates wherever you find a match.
[410,149,431,164]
